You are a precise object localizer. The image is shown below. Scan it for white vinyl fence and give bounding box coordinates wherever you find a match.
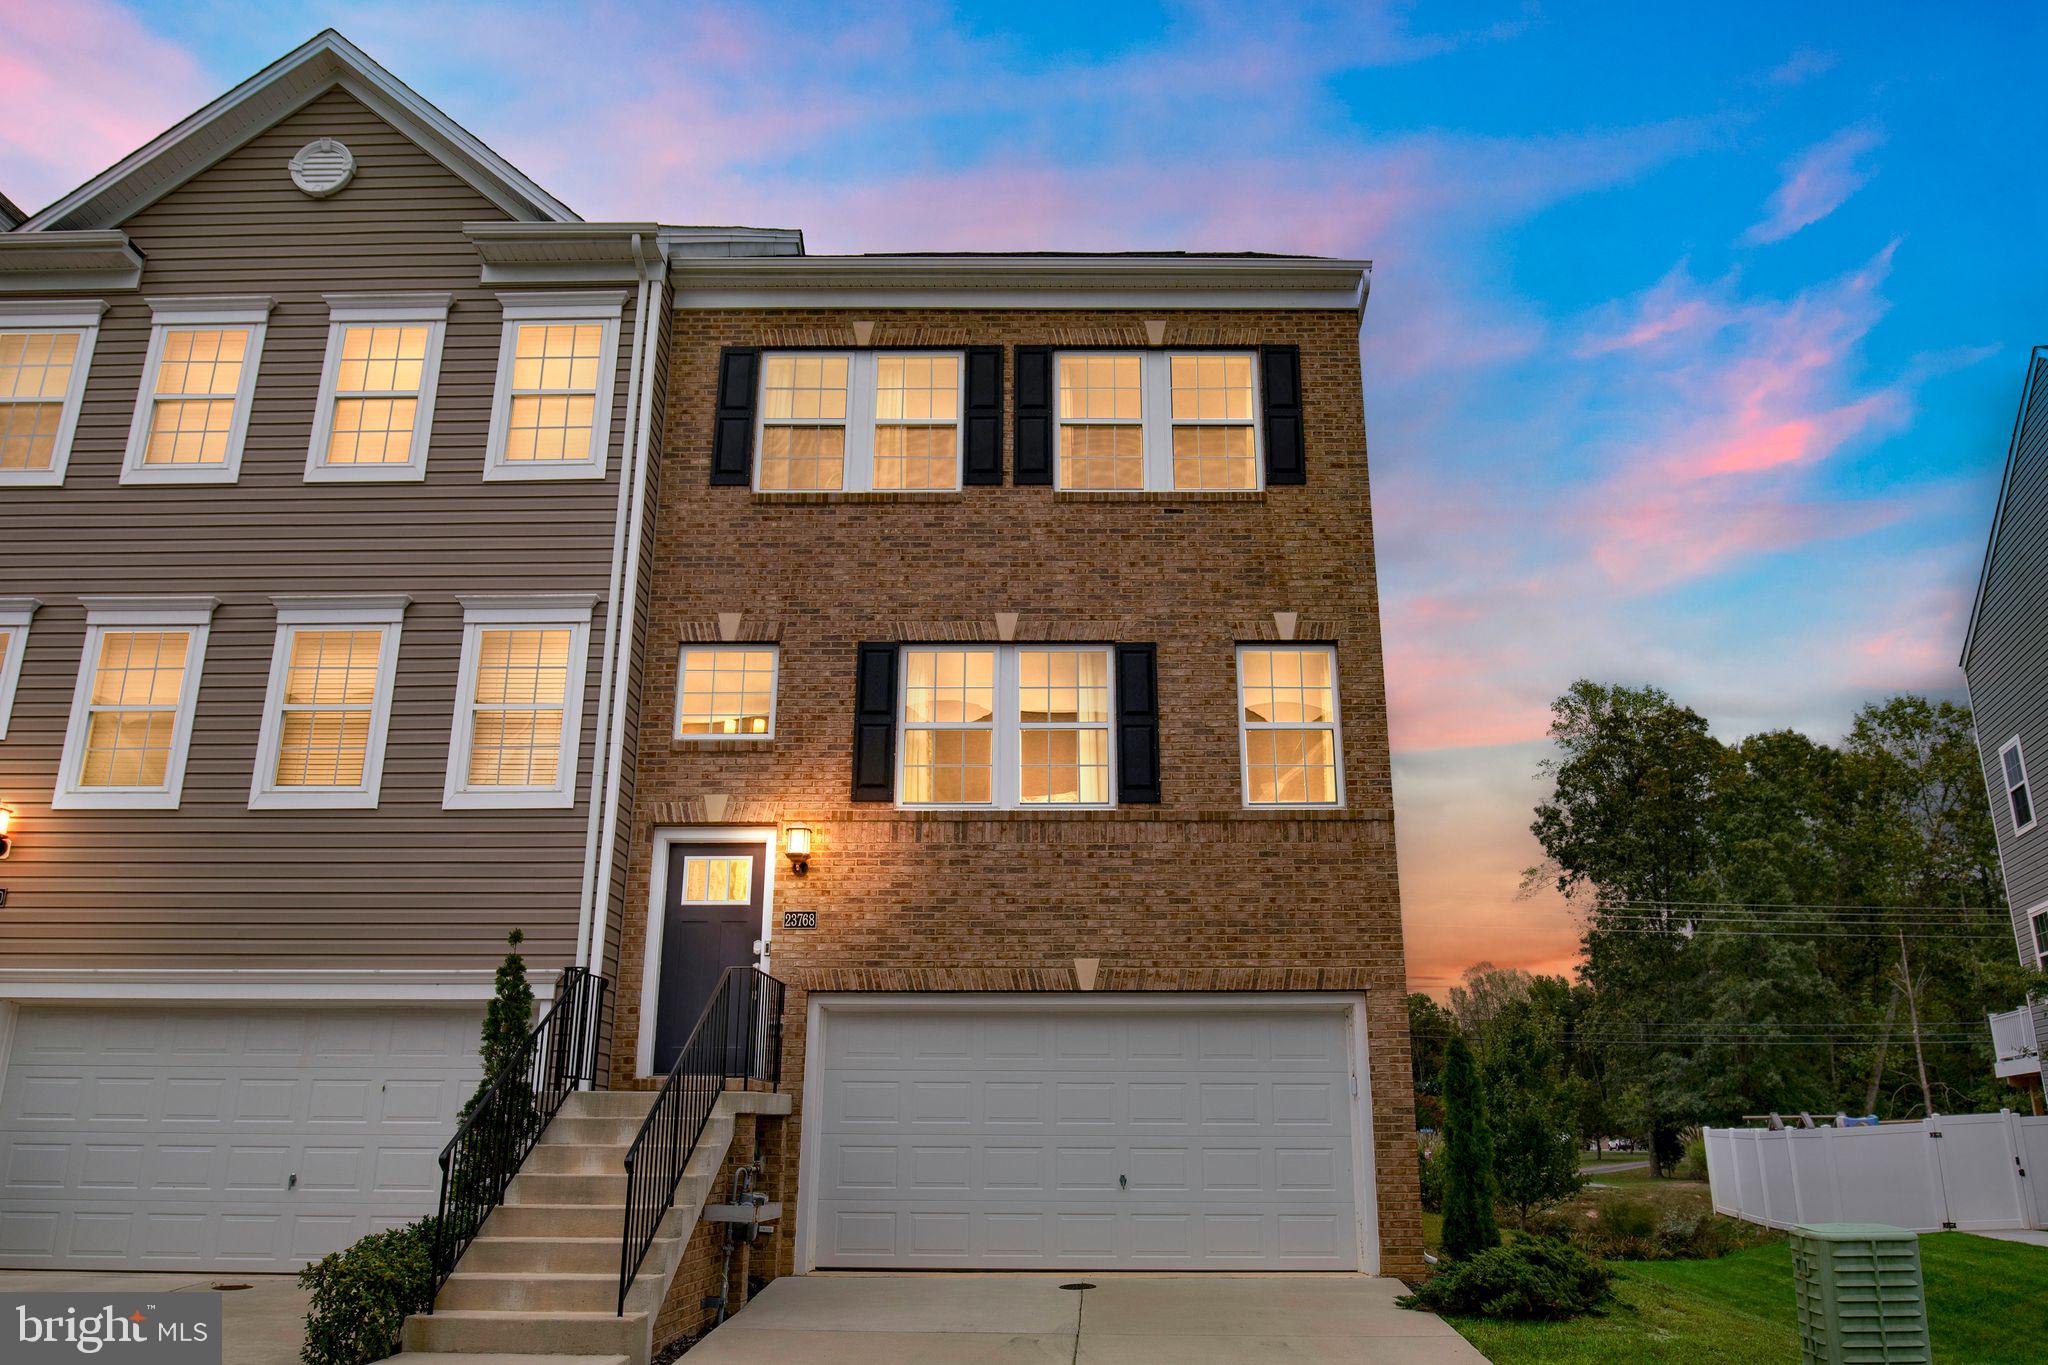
[1705,1112,2048,1233]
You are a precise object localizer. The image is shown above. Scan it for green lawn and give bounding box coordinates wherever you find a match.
[1445,1233,2048,1364]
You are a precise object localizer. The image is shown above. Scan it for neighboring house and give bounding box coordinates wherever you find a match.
[608,252,1422,1305]
[0,28,1421,1351]
[1962,345,2048,1105]
[0,32,786,1272]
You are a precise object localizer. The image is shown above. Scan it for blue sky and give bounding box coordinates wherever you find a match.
[5,1,2043,989]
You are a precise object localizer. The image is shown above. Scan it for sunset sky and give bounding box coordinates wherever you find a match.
[5,2,2042,995]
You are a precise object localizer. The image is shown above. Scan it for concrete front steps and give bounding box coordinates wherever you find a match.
[401,1087,793,1365]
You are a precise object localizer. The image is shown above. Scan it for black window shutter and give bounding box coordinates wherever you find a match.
[851,643,898,802]
[963,346,1004,485]
[711,348,759,486]
[1013,346,1054,484]
[1115,644,1161,805]
[1261,345,1306,486]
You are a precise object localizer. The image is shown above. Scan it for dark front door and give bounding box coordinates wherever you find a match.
[653,842,765,1073]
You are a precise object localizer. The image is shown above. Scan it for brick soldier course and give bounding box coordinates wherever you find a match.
[615,305,1423,1342]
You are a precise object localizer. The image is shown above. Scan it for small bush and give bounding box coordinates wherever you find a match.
[1531,1196,1775,1261]
[1418,1143,1444,1214]
[298,1218,437,1365]
[1398,1236,1612,1320]
[1678,1131,1709,1182]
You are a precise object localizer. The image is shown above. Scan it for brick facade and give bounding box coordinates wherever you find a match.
[612,305,1423,1284]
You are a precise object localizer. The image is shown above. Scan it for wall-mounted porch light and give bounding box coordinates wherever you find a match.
[784,823,812,877]
[0,805,14,860]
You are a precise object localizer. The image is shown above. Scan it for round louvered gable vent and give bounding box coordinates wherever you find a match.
[289,139,356,198]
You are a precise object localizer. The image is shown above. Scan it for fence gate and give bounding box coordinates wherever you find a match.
[1706,1113,2048,1234]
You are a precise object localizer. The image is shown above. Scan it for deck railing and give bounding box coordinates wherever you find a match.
[617,966,784,1314]
[426,965,608,1310]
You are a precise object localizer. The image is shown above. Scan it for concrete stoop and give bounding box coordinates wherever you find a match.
[400,1088,793,1365]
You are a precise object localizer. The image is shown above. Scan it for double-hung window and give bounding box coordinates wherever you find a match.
[0,299,103,487]
[1055,351,1260,491]
[250,597,407,809]
[2001,737,2035,834]
[898,644,1114,808]
[0,597,35,739]
[676,644,779,739]
[444,596,595,809]
[122,296,270,485]
[756,351,963,492]
[1236,644,1343,807]
[54,597,217,809]
[306,295,449,481]
[2034,907,2048,969]
[484,292,625,481]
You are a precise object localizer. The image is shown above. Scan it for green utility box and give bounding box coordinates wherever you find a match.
[1789,1223,1930,1364]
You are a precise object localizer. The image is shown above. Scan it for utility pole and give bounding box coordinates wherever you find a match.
[1897,931,1935,1119]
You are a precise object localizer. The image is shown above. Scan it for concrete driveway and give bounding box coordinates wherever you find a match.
[684,1273,1486,1363]
[0,1271,307,1365]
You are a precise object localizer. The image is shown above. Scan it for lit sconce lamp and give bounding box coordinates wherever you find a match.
[784,823,812,877]
[0,805,14,860]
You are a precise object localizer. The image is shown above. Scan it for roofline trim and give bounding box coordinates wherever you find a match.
[667,254,1370,311]
[19,29,577,233]
[1960,345,2048,670]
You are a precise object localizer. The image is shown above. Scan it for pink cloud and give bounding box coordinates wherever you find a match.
[0,0,212,217]
[1743,124,1882,245]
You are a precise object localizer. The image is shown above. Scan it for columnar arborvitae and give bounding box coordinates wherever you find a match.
[1439,1032,1501,1259]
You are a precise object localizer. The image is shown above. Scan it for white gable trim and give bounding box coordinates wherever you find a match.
[20,29,575,233]
[1961,347,2048,671]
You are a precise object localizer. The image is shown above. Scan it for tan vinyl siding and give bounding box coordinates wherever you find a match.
[0,88,630,973]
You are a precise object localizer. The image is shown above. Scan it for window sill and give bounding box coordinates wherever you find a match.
[1053,490,1266,504]
[51,788,183,811]
[838,806,1379,823]
[442,789,577,810]
[753,491,962,504]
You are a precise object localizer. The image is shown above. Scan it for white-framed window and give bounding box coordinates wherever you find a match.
[681,854,753,903]
[443,595,595,809]
[897,644,1114,809]
[483,291,625,481]
[0,597,37,739]
[121,296,271,485]
[1056,350,1261,492]
[676,643,779,740]
[2033,906,2048,969]
[53,596,218,809]
[305,294,450,482]
[2001,736,2036,835]
[1236,643,1343,808]
[0,299,105,487]
[249,596,407,809]
[755,351,964,492]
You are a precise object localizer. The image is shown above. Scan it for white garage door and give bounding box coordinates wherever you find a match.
[0,1004,482,1271]
[811,1001,1363,1270]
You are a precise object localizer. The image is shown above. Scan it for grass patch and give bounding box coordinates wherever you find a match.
[1444,1233,2048,1364]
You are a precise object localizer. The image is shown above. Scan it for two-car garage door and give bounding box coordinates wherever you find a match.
[0,1004,481,1271]
[809,1001,1367,1271]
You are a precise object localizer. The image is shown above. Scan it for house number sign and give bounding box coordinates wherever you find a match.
[781,909,818,930]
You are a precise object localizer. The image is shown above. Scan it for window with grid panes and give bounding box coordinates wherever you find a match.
[0,329,82,473]
[898,645,1114,808]
[676,645,778,738]
[1237,644,1342,806]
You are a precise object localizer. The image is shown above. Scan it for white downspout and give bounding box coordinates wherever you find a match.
[585,245,667,987]
[575,236,656,971]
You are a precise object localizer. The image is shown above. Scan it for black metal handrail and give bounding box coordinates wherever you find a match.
[426,965,609,1311]
[617,965,784,1314]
